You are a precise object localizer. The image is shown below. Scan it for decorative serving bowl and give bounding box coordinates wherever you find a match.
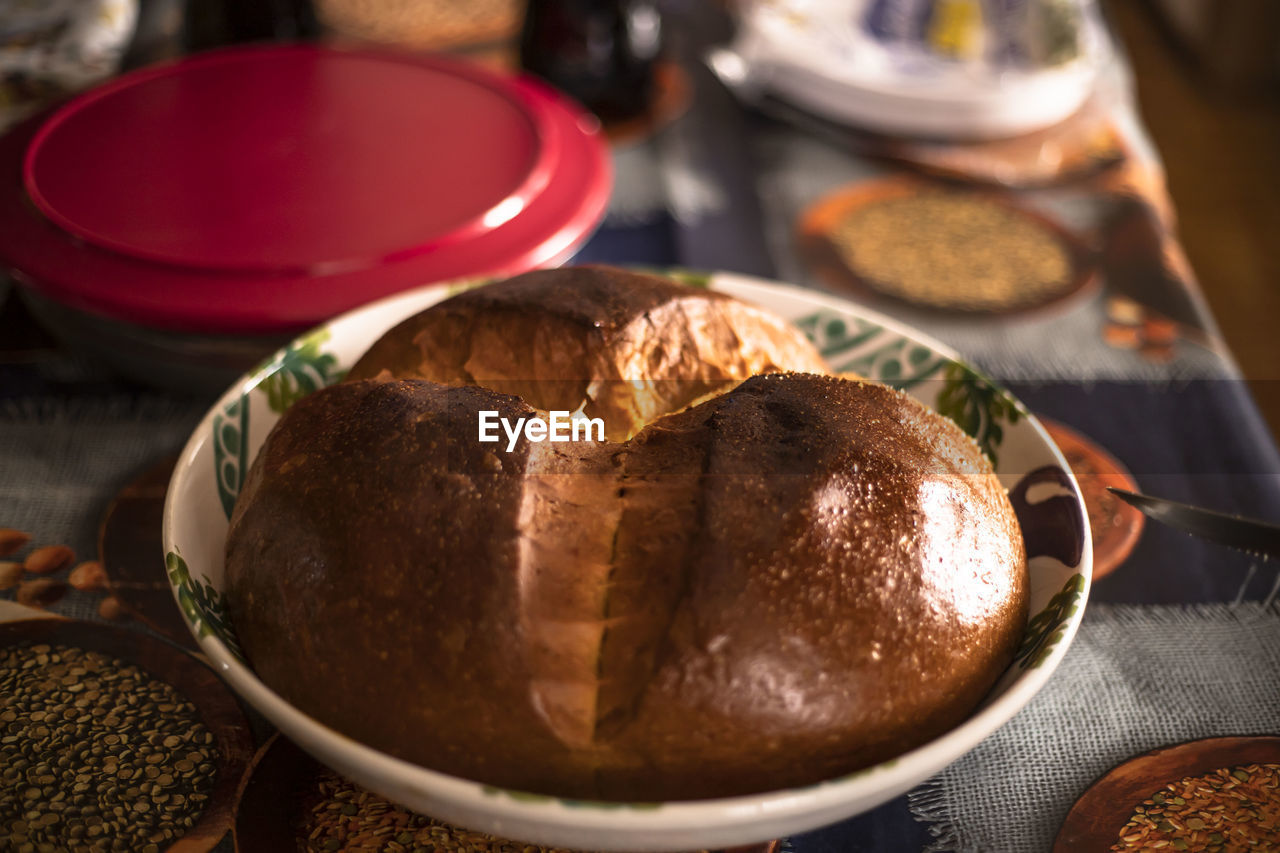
[162,272,1092,852]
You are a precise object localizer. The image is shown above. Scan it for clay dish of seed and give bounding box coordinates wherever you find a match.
[97,454,197,649]
[1054,736,1280,852]
[795,177,1097,318]
[1039,420,1143,581]
[235,734,780,853]
[0,617,254,852]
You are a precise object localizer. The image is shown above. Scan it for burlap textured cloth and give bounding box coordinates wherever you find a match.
[0,396,206,622]
[910,602,1280,852]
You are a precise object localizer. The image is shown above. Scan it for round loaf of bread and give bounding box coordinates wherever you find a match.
[345,265,831,441]
[225,367,1028,799]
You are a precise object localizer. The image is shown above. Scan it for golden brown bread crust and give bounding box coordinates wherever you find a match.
[345,265,830,441]
[226,373,1027,800]
[226,380,596,791]
[601,374,1027,797]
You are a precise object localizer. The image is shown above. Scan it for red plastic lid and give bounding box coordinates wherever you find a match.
[0,45,611,333]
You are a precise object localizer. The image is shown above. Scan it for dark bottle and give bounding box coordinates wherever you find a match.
[224,0,319,41]
[519,0,663,123]
[186,0,319,51]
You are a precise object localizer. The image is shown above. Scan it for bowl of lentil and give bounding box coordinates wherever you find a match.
[163,271,1092,851]
[0,617,254,853]
[796,178,1096,316]
[1055,736,1280,852]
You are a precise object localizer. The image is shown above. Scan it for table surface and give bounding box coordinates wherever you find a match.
[2,4,1279,853]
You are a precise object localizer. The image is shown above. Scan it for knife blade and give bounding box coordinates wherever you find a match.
[1107,487,1280,561]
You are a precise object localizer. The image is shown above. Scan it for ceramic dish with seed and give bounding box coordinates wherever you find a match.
[98,454,199,649]
[796,178,1096,316]
[162,271,1092,852]
[1055,736,1280,851]
[1039,419,1144,581]
[0,617,253,853]
[235,734,779,853]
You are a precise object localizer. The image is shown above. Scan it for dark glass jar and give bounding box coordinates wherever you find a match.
[519,0,662,122]
[186,0,319,50]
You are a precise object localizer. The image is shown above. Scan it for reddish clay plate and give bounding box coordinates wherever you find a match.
[235,735,780,853]
[795,177,1096,317]
[1040,419,1144,580]
[99,454,195,649]
[0,617,254,853]
[1054,736,1280,851]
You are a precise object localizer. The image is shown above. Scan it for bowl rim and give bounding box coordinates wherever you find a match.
[162,270,1093,849]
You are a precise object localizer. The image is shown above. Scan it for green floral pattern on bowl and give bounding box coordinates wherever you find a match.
[797,309,1024,465]
[257,328,344,415]
[212,398,248,521]
[166,550,245,664]
[933,362,1026,467]
[1016,573,1087,670]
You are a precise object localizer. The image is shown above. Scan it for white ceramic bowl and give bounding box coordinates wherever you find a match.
[162,272,1092,851]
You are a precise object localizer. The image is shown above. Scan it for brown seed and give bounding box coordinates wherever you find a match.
[69,561,109,592]
[829,191,1073,311]
[0,528,31,557]
[1,642,218,851]
[0,560,22,589]
[24,545,74,575]
[97,597,128,622]
[16,578,68,609]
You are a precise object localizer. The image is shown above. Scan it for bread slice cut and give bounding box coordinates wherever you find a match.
[346,266,830,441]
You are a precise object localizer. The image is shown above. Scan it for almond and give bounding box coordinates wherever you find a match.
[69,560,109,592]
[0,528,31,557]
[23,544,74,575]
[0,561,22,590]
[16,578,67,609]
[98,595,128,621]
